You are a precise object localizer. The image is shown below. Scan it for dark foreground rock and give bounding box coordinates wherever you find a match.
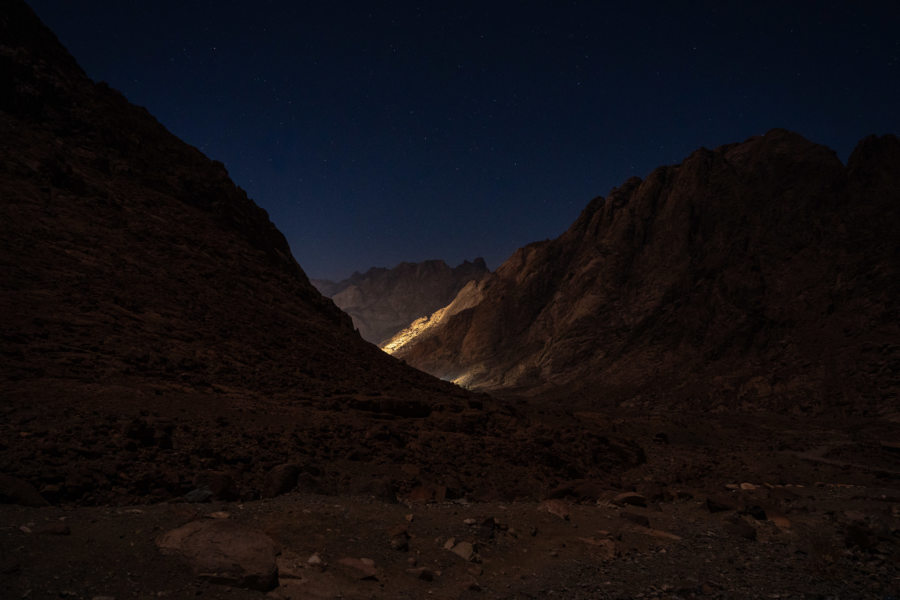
[156,520,279,591]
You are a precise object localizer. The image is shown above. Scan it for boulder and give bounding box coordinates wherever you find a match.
[263,464,300,498]
[0,474,49,507]
[156,520,278,591]
[612,492,647,507]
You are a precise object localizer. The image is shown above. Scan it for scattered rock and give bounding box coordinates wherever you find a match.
[269,572,352,600]
[577,537,617,559]
[406,483,447,504]
[337,557,378,580]
[637,527,682,541]
[767,512,791,530]
[276,550,307,579]
[612,492,647,507]
[0,474,49,507]
[449,541,476,562]
[307,553,323,567]
[538,499,571,520]
[389,525,410,551]
[263,464,300,498]
[183,487,214,503]
[196,472,239,501]
[156,520,278,591]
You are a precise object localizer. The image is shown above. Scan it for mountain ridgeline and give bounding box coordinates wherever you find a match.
[313,258,490,345]
[387,130,900,414]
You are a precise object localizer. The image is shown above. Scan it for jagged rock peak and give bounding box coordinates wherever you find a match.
[391,130,899,415]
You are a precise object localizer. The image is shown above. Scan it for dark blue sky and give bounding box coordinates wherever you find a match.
[27,1,900,280]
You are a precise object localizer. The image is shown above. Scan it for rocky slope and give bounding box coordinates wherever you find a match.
[388,130,900,414]
[312,259,489,345]
[0,1,641,505]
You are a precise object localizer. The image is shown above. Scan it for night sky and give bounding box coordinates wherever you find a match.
[26,1,900,281]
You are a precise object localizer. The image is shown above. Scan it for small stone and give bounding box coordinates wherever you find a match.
[450,541,477,562]
[183,487,213,503]
[443,537,456,550]
[207,511,230,519]
[337,557,378,580]
[390,534,409,551]
[739,482,758,491]
[611,492,647,507]
[262,464,299,498]
[276,550,306,579]
[306,553,323,566]
[407,484,447,504]
[577,537,617,559]
[768,513,791,529]
[538,499,570,520]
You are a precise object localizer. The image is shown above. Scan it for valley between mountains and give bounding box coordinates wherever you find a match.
[1,2,898,598]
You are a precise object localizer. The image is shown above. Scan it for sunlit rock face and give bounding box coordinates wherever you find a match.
[313,258,489,345]
[392,130,900,413]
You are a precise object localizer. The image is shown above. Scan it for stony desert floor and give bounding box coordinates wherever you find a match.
[2,404,898,600]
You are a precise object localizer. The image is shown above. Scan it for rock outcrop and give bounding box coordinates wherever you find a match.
[313,259,489,345]
[389,130,900,414]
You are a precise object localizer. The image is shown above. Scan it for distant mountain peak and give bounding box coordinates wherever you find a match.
[313,258,490,345]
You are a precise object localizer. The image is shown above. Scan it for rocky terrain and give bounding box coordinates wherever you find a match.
[1,2,898,598]
[313,258,489,345]
[2,406,898,599]
[387,130,900,417]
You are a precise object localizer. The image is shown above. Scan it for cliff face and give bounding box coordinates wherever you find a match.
[313,258,489,345]
[390,130,900,414]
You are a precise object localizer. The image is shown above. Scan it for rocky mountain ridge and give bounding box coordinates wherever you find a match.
[388,130,900,415]
[313,258,489,345]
